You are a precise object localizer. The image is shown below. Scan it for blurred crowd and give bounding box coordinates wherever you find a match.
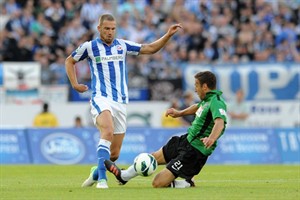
[0,0,299,87]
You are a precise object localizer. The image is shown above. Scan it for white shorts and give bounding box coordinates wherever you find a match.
[90,96,127,134]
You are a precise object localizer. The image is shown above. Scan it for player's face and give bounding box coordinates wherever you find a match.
[194,79,206,100]
[98,20,116,45]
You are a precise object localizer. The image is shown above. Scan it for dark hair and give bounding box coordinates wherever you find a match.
[75,116,81,121]
[43,103,49,112]
[99,14,115,25]
[194,71,217,90]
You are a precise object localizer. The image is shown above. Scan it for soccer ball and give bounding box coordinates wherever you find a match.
[133,153,158,176]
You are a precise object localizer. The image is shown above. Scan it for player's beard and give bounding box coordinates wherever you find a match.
[104,35,114,45]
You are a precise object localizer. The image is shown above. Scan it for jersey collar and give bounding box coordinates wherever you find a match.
[203,90,222,100]
[96,37,116,46]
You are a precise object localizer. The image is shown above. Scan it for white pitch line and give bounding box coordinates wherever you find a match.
[195,179,300,183]
[127,178,300,183]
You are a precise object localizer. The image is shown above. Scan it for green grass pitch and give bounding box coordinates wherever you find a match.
[1,165,299,200]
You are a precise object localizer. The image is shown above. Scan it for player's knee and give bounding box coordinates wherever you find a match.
[152,179,160,188]
[152,176,165,188]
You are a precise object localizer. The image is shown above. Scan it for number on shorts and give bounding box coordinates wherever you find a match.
[171,160,183,171]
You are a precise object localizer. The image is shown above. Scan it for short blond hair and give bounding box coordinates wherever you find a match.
[98,14,115,25]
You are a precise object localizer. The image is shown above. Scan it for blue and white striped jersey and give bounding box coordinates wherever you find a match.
[72,37,141,104]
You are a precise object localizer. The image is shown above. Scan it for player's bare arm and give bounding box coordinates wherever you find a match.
[140,24,182,55]
[165,103,198,118]
[65,55,89,93]
[165,108,180,118]
[201,118,225,148]
[179,104,198,116]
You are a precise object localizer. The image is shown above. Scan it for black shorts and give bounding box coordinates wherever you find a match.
[162,134,208,180]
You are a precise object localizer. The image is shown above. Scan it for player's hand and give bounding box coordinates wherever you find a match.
[168,24,182,36]
[73,83,89,93]
[165,108,180,118]
[200,137,215,148]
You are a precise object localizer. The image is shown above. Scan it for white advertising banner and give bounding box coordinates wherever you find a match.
[1,101,299,128]
[3,62,41,104]
[2,62,68,104]
[39,86,68,103]
[245,101,300,128]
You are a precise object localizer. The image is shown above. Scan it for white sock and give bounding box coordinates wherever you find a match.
[98,139,111,151]
[121,165,138,181]
[170,180,192,188]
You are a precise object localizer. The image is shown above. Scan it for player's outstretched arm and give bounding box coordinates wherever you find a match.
[165,103,198,118]
[180,104,198,116]
[140,24,182,55]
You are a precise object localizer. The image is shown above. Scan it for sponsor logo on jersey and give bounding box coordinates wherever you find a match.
[196,106,203,117]
[100,55,124,62]
[95,56,101,63]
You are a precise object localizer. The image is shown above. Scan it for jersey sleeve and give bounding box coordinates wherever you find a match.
[122,39,142,55]
[210,99,227,122]
[71,42,89,61]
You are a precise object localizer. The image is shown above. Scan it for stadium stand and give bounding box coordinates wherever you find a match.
[0,0,299,90]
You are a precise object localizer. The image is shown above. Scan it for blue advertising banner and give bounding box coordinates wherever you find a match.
[183,63,300,100]
[1,127,299,164]
[275,128,300,164]
[0,129,30,164]
[208,128,281,164]
[121,128,300,164]
[27,128,98,164]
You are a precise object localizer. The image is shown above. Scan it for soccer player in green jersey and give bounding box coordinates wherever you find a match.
[105,71,227,188]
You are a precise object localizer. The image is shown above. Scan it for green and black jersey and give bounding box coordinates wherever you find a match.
[187,90,227,156]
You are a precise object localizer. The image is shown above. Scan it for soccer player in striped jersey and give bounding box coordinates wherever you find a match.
[65,14,182,189]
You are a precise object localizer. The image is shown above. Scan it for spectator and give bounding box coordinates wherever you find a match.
[29,13,45,37]
[4,0,20,15]
[74,115,83,128]
[227,89,249,127]
[33,102,59,127]
[1,0,299,96]
[80,0,104,29]
[65,16,87,42]
[49,53,68,84]
[14,35,32,61]
[44,0,65,32]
